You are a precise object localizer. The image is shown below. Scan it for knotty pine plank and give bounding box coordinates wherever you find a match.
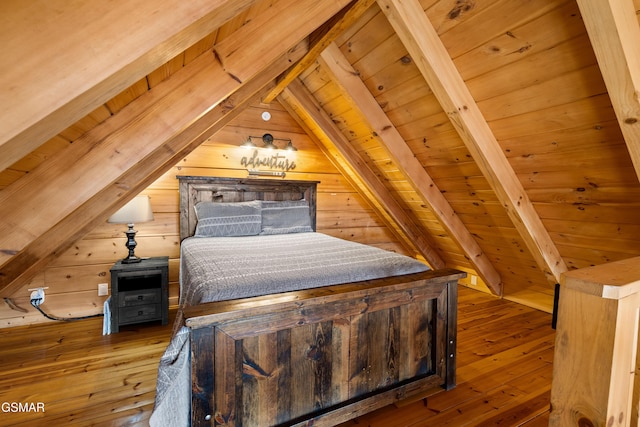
[146,53,185,89]
[317,210,388,230]
[479,65,608,123]
[225,104,304,132]
[555,244,640,270]
[321,226,401,246]
[518,167,639,192]
[385,92,447,128]
[467,33,597,103]
[454,1,583,81]
[180,143,338,173]
[534,201,640,223]
[104,77,150,116]
[2,135,71,175]
[368,65,428,110]
[50,235,180,267]
[544,217,640,240]
[550,231,640,257]
[527,185,640,206]
[335,7,394,66]
[500,119,623,159]
[83,212,178,240]
[59,106,113,144]
[150,166,352,193]
[352,34,409,81]
[490,94,619,141]
[394,111,458,143]
[0,287,553,426]
[437,0,564,58]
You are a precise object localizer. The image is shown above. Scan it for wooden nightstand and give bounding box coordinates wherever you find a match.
[110,256,169,332]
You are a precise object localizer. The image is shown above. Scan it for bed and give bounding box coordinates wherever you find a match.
[151,176,465,426]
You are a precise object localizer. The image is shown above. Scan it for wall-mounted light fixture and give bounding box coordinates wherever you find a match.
[242,133,297,151]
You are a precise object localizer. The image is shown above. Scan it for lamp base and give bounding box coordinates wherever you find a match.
[120,224,143,264]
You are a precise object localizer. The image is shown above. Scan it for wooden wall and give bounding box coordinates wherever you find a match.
[0,101,411,328]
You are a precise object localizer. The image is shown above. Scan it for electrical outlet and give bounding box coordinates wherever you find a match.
[29,288,45,304]
[98,283,109,296]
[470,275,478,286]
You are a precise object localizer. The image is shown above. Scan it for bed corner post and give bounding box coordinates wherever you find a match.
[191,327,215,426]
[445,279,458,391]
[303,181,318,231]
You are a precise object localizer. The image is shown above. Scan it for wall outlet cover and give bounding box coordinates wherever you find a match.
[98,283,109,296]
[29,288,45,303]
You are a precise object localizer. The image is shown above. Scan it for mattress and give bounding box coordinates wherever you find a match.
[179,231,430,308]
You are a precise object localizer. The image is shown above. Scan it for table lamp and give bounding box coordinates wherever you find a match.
[108,195,154,263]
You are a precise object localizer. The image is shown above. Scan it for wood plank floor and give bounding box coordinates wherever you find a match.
[0,286,555,426]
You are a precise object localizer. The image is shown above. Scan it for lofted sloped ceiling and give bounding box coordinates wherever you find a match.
[1,0,640,311]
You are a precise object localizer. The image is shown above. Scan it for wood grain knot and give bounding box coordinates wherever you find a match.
[306,345,322,361]
[577,417,594,427]
[447,0,474,20]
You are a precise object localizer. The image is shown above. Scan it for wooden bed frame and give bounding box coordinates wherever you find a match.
[177,176,465,426]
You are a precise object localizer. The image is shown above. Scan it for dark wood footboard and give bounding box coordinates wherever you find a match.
[183,268,465,426]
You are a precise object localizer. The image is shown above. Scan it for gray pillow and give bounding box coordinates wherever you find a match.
[260,200,313,235]
[194,200,261,237]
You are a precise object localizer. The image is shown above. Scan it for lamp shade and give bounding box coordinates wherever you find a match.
[108,195,154,224]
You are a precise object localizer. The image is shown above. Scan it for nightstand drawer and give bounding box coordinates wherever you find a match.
[118,289,161,307]
[120,304,160,323]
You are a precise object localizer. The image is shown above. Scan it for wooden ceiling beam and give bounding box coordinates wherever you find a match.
[0,66,283,299]
[0,49,232,271]
[576,0,640,181]
[280,85,423,261]
[319,43,501,294]
[0,0,355,297]
[213,0,351,84]
[280,78,446,269]
[262,0,376,104]
[0,0,258,172]
[376,0,568,285]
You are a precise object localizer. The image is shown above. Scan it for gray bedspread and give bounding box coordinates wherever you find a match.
[151,232,429,426]
[180,232,429,307]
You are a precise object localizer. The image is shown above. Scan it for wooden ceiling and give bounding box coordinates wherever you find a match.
[1,0,640,310]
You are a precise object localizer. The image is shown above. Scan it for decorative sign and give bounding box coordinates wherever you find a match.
[240,149,297,173]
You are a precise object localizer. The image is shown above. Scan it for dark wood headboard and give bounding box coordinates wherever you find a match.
[177,176,319,241]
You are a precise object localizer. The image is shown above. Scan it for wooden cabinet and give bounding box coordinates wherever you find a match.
[110,256,169,332]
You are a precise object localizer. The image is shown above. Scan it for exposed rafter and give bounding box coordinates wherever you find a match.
[213,0,351,84]
[0,49,304,298]
[376,0,568,284]
[0,0,357,297]
[262,0,376,104]
[319,43,502,295]
[280,79,446,269]
[576,0,640,182]
[0,0,259,172]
